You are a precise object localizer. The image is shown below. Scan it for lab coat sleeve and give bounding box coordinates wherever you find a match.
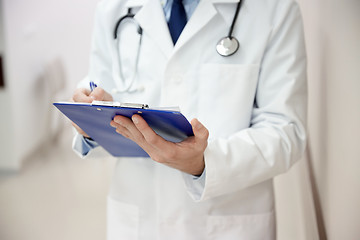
[182,169,207,200]
[72,130,112,158]
[185,1,307,201]
[72,132,99,158]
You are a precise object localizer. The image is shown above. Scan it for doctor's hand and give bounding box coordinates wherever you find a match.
[110,115,209,176]
[71,87,113,138]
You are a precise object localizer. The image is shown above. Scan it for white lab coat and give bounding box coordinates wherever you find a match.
[73,0,307,239]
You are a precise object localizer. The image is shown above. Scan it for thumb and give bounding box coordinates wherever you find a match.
[191,118,209,142]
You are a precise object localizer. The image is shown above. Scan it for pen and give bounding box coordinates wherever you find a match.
[89,81,98,92]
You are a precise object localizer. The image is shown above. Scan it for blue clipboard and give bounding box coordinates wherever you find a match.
[53,101,194,157]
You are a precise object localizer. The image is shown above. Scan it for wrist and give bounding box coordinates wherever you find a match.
[190,156,205,176]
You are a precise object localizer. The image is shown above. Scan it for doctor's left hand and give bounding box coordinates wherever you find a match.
[71,87,113,138]
[110,115,209,176]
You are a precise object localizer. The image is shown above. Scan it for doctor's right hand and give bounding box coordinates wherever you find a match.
[71,87,113,138]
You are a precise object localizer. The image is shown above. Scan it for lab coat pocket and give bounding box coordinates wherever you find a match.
[107,196,139,240]
[206,211,275,240]
[197,64,259,137]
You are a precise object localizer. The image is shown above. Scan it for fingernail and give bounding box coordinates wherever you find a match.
[90,96,96,100]
[132,116,139,124]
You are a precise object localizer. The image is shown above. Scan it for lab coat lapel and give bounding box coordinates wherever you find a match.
[132,0,240,58]
[173,0,240,53]
[173,0,217,53]
[134,0,173,59]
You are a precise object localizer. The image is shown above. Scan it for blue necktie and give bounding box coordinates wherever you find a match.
[168,0,187,44]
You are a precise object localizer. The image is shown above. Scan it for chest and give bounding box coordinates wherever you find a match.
[109,1,272,137]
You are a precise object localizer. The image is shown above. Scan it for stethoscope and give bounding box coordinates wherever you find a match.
[113,0,243,93]
[113,8,144,93]
[216,0,243,57]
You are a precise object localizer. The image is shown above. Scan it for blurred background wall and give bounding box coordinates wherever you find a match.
[0,0,14,170]
[0,0,99,170]
[0,1,114,239]
[274,0,360,239]
[0,0,359,239]
[302,0,360,238]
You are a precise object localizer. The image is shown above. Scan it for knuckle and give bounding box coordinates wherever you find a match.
[98,87,104,93]
[95,88,105,98]
[200,128,209,140]
[198,140,208,152]
[148,153,158,161]
[72,92,80,102]
[204,128,209,138]
[73,88,91,102]
[153,155,165,163]
[203,140,208,149]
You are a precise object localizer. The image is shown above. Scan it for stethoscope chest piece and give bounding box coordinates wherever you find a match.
[216,36,239,57]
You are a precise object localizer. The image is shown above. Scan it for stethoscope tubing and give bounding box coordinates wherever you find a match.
[114,8,135,39]
[227,0,242,38]
[113,0,243,92]
[113,8,144,93]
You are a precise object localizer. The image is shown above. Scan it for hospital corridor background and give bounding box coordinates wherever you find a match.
[0,0,359,239]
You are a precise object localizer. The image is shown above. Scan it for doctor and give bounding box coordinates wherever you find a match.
[72,0,307,239]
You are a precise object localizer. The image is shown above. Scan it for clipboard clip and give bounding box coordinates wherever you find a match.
[92,100,149,109]
[120,103,149,109]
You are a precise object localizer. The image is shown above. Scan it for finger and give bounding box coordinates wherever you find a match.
[90,87,113,101]
[113,115,147,143]
[132,115,172,149]
[191,118,209,146]
[132,115,178,162]
[114,115,158,156]
[89,87,105,101]
[72,88,92,103]
[110,120,131,139]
